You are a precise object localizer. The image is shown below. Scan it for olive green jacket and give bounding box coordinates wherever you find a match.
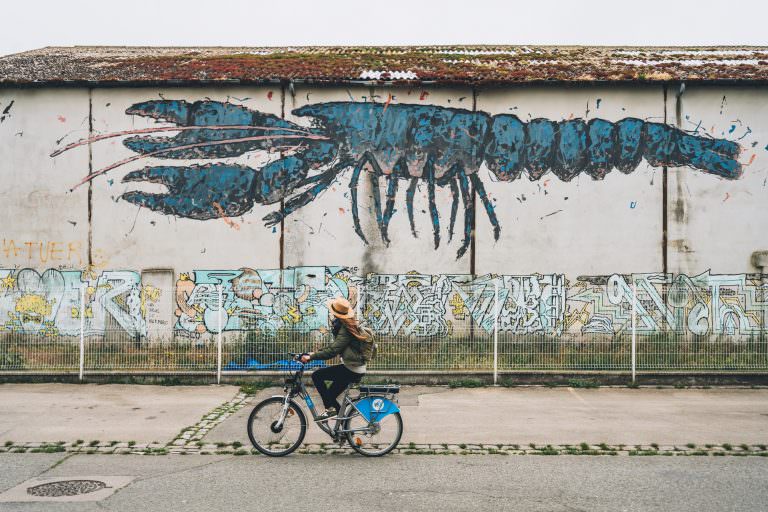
[310,324,366,369]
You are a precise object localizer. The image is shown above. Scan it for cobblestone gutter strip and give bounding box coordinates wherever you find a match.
[168,391,251,447]
[1,442,766,457]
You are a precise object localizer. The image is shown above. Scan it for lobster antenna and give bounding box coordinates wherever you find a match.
[51,125,318,157]
[69,133,330,191]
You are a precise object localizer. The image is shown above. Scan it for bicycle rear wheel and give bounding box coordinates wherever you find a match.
[247,397,306,456]
[344,399,403,457]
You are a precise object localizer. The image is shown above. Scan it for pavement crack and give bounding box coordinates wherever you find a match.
[34,452,75,478]
[131,456,234,484]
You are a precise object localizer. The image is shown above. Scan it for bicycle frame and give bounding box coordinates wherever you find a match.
[274,362,384,441]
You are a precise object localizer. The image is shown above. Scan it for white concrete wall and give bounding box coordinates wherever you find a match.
[0,88,90,270]
[667,86,768,275]
[0,83,764,339]
[475,85,665,277]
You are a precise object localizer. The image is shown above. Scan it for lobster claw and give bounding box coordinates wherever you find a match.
[123,99,304,159]
[121,164,257,219]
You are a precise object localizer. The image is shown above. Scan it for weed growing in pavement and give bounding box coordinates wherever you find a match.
[215,442,227,448]
[448,378,485,389]
[686,443,696,449]
[30,445,66,454]
[232,441,243,449]
[408,442,416,449]
[722,443,733,451]
[459,443,467,449]
[579,442,590,451]
[75,439,84,445]
[88,440,100,447]
[3,441,12,447]
[757,444,767,451]
[567,379,599,389]
[529,443,537,449]
[537,445,560,455]
[128,441,136,447]
[650,443,659,450]
[739,444,750,451]
[109,441,119,447]
[234,449,248,456]
[238,382,277,396]
[598,443,609,451]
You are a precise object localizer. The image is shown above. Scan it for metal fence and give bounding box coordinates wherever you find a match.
[0,284,766,381]
[1,329,766,382]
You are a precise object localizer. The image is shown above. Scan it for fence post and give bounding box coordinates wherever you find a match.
[493,280,499,386]
[631,279,637,383]
[217,285,223,385]
[79,284,86,381]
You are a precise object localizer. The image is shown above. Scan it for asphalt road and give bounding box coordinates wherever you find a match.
[1,454,766,511]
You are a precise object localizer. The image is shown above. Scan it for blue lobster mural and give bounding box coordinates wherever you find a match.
[55,100,743,258]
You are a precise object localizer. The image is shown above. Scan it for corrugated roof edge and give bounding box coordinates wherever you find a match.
[1,45,767,85]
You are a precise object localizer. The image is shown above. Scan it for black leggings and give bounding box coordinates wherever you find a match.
[311,364,363,410]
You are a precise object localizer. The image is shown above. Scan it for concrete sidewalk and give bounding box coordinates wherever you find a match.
[0,383,237,444]
[0,383,766,446]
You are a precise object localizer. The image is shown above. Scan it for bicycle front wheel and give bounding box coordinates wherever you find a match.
[344,400,403,457]
[247,397,306,456]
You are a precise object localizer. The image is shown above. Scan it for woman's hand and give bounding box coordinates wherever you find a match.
[300,353,312,363]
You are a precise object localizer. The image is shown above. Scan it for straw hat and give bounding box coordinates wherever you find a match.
[327,296,355,319]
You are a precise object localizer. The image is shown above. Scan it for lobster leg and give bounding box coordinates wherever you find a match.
[263,161,351,227]
[456,166,473,260]
[435,165,459,244]
[405,177,419,238]
[381,175,399,245]
[425,158,440,249]
[470,174,500,241]
[366,155,386,243]
[448,179,459,243]
[349,159,368,244]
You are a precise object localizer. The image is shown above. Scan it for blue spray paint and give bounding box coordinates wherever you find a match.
[58,100,745,259]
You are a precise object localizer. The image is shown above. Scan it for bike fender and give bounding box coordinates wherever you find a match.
[354,397,399,422]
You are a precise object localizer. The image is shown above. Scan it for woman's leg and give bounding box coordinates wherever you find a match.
[311,364,361,411]
[311,364,347,410]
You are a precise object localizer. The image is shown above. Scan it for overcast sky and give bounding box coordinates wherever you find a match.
[2,0,766,56]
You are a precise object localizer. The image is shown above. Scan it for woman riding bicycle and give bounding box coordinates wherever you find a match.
[300,297,370,421]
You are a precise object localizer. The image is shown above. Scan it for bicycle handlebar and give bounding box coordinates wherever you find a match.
[287,352,309,362]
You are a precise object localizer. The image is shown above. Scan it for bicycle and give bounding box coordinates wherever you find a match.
[246,353,403,457]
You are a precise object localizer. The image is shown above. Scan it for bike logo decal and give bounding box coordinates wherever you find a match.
[372,398,385,411]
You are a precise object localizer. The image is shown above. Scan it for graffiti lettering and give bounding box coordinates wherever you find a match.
[1,239,84,267]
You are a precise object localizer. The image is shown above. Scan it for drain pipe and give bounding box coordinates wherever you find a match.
[752,251,768,334]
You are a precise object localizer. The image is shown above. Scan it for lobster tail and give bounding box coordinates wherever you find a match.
[484,115,742,182]
[643,122,742,179]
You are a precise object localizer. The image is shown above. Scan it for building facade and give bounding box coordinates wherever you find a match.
[0,46,766,346]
